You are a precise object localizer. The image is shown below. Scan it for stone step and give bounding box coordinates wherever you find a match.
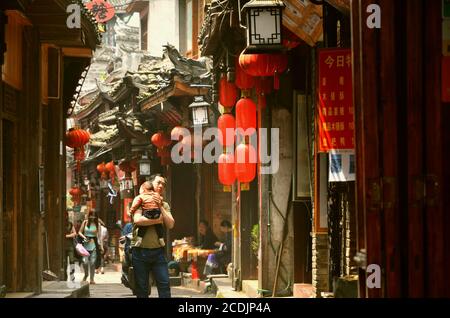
[242,280,259,298]
[293,284,316,298]
[212,277,249,298]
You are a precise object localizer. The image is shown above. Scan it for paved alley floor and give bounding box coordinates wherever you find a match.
[71,263,215,298]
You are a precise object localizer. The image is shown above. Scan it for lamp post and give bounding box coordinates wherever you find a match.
[189,96,210,127]
[241,0,286,53]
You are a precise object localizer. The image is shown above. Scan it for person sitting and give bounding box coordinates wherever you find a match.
[215,220,232,273]
[198,220,218,250]
[129,181,165,247]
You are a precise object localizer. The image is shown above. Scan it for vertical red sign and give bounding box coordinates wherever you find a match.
[317,48,354,152]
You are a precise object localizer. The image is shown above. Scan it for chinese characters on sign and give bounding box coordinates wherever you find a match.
[85,0,115,23]
[317,48,354,152]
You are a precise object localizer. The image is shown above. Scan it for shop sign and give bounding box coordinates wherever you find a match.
[329,150,355,182]
[317,48,354,152]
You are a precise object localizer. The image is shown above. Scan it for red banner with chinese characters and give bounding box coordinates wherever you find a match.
[317,48,354,152]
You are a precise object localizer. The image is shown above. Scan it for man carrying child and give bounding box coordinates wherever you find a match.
[128,174,175,298]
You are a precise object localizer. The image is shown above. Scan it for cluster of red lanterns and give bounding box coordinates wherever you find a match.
[66,128,90,171]
[97,161,116,180]
[151,131,172,166]
[216,51,288,190]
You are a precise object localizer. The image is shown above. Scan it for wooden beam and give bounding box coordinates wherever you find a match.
[62,47,92,58]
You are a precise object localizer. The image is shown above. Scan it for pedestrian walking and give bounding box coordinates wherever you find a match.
[97,219,109,275]
[130,174,175,298]
[64,215,77,282]
[78,211,104,284]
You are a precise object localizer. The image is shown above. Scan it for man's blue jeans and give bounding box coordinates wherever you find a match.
[132,247,171,298]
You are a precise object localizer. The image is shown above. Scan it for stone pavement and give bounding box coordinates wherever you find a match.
[72,263,215,298]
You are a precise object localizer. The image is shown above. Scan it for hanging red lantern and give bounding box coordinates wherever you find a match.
[69,187,82,205]
[239,52,288,90]
[218,153,236,186]
[97,162,108,179]
[161,134,172,147]
[66,128,90,149]
[219,75,238,108]
[234,143,257,183]
[235,57,255,93]
[105,161,115,180]
[151,132,165,149]
[217,113,236,147]
[66,128,90,172]
[236,98,257,136]
[255,77,273,110]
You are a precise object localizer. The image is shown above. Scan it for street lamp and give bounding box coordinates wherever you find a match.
[189,96,210,127]
[138,152,151,177]
[241,0,286,53]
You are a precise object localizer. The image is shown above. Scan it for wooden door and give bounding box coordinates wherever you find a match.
[352,0,449,297]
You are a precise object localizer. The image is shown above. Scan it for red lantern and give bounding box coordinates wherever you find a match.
[239,52,288,90]
[218,153,236,186]
[105,161,115,180]
[69,187,81,197]
[236,98,257,136]
[69,187,82,205]
[161,134,172,147]
[219,75,238,108]
[66,128,90,171]
[235,58,255,92]
[66,128,90,149]
[151,132,165,149]
[217,113,236,146]
[97,162,108,179]
[234,143,257,183]
[255,77,273,110]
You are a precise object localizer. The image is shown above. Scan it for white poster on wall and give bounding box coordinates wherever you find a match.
[328,150,355,182]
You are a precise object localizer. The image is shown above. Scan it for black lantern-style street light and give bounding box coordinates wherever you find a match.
[138,152,151,177]
[241,0,285,53]
[189,96,210,127]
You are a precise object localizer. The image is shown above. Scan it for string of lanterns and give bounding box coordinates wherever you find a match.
[217,50,288,191]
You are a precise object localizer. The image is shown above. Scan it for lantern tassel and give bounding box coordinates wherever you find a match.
[77,160,81,172]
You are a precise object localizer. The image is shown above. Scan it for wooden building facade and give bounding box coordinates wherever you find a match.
[0,0,100,294]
